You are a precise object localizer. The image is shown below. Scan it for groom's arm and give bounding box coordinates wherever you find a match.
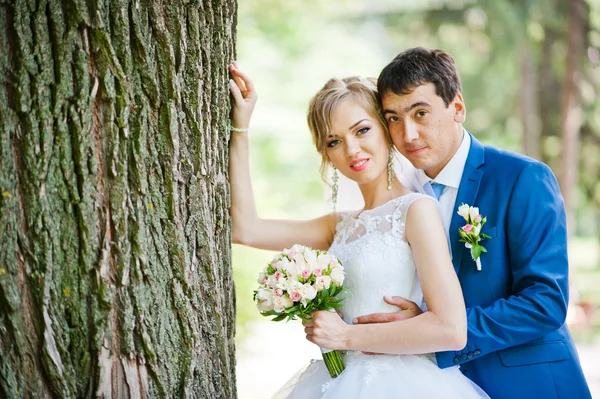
[436,161,569,368]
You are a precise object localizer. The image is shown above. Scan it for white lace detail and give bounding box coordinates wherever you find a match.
[272,192,490,399]
[330,193,433,325]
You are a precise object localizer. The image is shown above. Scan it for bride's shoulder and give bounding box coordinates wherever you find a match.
[394,192,436,210]
[333,210,355,226]
[391,193,438,224]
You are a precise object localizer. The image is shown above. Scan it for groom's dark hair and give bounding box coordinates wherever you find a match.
[377,47,462,107]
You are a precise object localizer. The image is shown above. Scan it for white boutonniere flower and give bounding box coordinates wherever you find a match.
[457,204,491,271]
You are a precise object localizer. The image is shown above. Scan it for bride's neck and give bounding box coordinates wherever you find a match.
[360,178,407,210]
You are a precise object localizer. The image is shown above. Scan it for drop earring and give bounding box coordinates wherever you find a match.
[331,165,339,211]
[387,147,394,190]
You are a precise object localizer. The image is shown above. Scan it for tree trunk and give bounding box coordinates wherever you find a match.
[559,0,586,236]
[519,45,541,160]
[0,0,237,398]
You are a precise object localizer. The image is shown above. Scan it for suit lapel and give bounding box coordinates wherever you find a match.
[449,134,485,273]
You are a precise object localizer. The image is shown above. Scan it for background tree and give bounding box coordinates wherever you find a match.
[0,0,237,397]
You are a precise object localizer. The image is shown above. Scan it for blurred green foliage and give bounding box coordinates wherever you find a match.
[232,0,600,338]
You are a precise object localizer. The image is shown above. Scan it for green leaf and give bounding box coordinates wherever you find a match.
[272,314,287,322]
[471,245,482,260]
[329,302,344,308]
[480,246,487,253]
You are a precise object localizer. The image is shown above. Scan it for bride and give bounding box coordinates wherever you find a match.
[228,63,488,398]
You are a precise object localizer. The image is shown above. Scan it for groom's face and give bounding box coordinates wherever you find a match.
[381,83,465,178]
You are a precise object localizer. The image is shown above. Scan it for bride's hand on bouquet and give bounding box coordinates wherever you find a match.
[303,310,349,350]
[228,62,257,130]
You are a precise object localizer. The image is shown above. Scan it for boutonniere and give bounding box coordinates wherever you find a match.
[457,204,491,271]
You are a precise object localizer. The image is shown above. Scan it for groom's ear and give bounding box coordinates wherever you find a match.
[452,93,466,123]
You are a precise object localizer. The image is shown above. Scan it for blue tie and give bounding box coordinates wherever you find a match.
[426,181,446,200]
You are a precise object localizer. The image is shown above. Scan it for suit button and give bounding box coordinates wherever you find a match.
[474,350,481,356]
[467,352,474,358]
[453,357,460,364]
[460,354,468,361]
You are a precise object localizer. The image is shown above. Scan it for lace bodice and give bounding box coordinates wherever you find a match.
[273,194,490,398]
[328,193,432,324]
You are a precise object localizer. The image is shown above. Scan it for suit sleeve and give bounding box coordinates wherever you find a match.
[436,162,569,368]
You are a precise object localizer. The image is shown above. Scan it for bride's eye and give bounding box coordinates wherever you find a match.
[357,127,370,135]
[327,139,341,148]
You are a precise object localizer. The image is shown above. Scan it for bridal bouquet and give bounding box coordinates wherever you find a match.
[254,244,346,377]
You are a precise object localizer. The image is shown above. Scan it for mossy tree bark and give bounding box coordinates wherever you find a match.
[0,0,237,397]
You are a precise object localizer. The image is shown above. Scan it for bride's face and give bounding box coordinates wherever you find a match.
[325,97,389,186]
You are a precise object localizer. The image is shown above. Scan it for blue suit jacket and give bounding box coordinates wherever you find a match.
[434,135,591,399]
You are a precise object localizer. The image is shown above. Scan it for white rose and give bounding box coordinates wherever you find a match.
[292,254,307,270]
[256,271,267,285]
[298,283,317,305]
[275,278,289,290]
[256,288,274,312]
[273,295,294,313]
[285,261,299,280]
[287,280,302,292]
[256,287,273,301]
[330,267,345,285]
[315,275,332,291]
[273,295,293,313]
[329,254,339,267]
[457,204,470,221]
[286,244,305,255]
[317,254,331,270]
[276,257,291,272]
[469,207,480,222]
[266,275,278,288]
[474,224,482,236]
[303,249,317,271]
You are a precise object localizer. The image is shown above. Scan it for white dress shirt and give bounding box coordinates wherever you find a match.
[415,130,471,234]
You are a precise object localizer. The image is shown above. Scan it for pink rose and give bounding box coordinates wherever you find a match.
[474,215,482,223]
[274,288,283,297]
[314,268,322,277]
[301,270,311,279]
[274,271,283,280]
[462,224,474,234]
[290,291,301,302]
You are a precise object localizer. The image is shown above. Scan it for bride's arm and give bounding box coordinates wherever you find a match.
[228,64,335,251]
[305,197,467,353]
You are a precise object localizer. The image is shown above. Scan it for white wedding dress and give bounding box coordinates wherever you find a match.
[273,193,489,399]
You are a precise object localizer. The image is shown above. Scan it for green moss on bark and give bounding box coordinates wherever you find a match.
[0,0,238,397]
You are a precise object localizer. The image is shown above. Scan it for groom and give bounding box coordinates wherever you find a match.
[355,47,591,398]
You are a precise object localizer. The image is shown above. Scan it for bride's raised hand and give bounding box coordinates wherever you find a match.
[229,62,257,130]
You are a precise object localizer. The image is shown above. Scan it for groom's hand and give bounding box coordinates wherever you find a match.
[353,296,423,355]
[353,296,423,324]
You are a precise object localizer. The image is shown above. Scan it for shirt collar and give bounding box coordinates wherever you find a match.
[416,130,470,189]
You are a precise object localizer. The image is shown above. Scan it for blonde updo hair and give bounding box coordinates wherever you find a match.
[307,77,390,179]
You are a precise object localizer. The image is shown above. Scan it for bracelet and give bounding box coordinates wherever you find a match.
[230,126,249,133]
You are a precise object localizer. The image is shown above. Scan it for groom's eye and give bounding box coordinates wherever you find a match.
[387,116,399,123]
[416,110,427,118]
